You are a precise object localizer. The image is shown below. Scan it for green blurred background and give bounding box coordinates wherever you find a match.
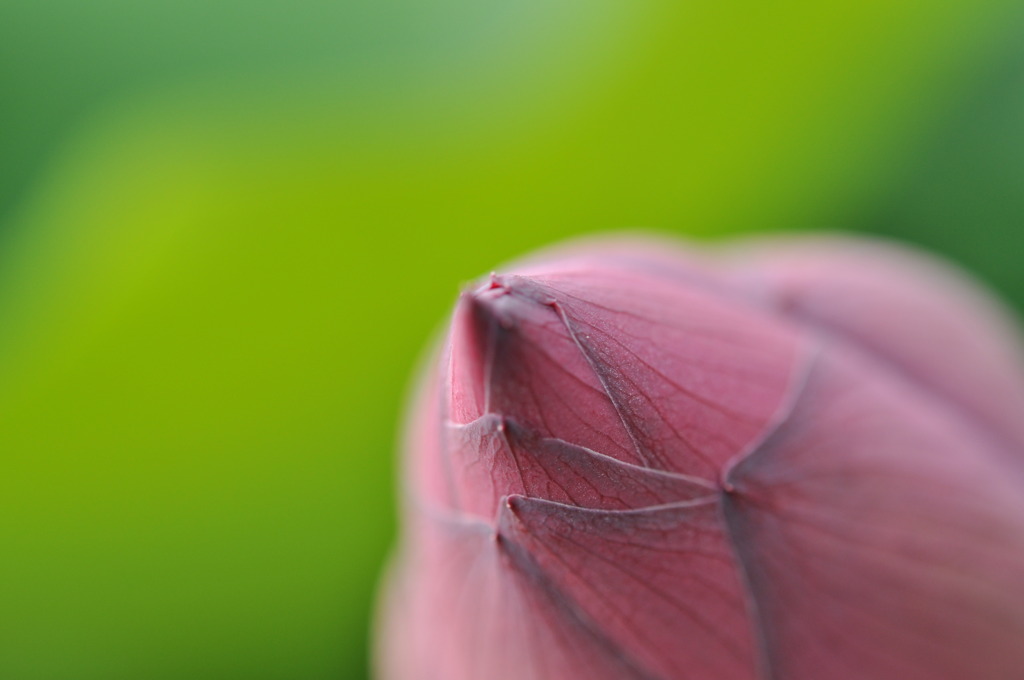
[2,1,1023,678]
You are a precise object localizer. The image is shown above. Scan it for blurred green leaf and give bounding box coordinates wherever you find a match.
[1,1,1023,679]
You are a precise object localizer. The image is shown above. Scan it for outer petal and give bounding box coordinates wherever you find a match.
[500,495,759,680]
[723,348,1024,680]
[378,511,658,680]
[728,236,1024,449]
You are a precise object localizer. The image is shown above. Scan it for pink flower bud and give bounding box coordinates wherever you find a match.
[377,236,1024,680]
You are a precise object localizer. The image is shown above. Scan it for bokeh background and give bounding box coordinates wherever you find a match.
[2,1,1023,679]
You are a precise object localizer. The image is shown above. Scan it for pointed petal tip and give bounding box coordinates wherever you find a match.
[446,274,566,424]
[494,494,525,542]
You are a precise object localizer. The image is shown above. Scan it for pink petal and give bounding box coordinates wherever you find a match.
[381,511,658,680]
[500,495,759,679]
[728,237,1024,449]
[724,348,1024,680]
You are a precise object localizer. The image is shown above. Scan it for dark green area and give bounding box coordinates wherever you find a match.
[857,15,1024,310]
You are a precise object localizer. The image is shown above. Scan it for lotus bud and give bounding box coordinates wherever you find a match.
[377,236,1024,680]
